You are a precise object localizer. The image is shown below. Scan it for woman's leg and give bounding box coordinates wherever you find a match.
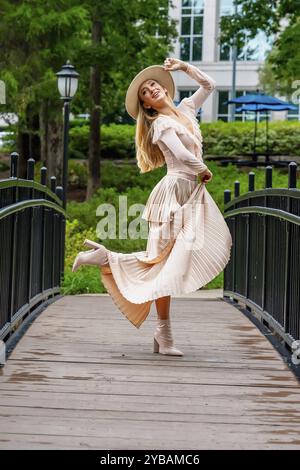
[155,295,171,320]
[153,295,183,355]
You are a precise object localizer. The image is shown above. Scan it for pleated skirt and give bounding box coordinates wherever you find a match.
[100,171,233,328]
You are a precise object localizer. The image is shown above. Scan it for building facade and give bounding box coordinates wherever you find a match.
[168,0,291,122]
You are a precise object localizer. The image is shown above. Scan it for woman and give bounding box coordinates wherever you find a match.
[72,57,233,356]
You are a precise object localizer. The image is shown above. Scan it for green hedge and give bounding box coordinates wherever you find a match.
[69,123,136,160]
[68,120,300,160]
[2,120,299,160]
[201,120,300,156]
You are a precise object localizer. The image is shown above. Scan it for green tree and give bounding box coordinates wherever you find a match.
[0,0,88,180]
[219,0,300,97]
[0,0,178,200]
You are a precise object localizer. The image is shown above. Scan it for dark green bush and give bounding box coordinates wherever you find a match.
[69,123,136,160]
[68,120,300,161]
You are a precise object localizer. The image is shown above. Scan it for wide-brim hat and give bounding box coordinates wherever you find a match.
[125,65,175,120]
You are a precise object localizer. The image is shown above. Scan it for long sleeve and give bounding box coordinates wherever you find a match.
[183,63,216,113]
[158,126,208,175]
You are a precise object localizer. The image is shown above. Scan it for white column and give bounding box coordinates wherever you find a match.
[200,0,218,121]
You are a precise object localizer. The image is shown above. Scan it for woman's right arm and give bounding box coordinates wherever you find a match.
[180,61,216,112]
[158,126,209,175]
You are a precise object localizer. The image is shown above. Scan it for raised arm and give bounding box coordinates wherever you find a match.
[157,126,208,175]
[180,62,216,111]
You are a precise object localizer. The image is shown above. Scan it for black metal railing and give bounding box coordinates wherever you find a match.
[0,152,66,346]
[223,162,299,350]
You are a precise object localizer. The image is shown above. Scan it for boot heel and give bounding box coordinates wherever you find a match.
[83,239,102,249]
[153,337,159,353]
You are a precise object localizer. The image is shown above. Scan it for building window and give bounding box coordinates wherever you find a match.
[178,90,202,120]
[218,0,273,61]
[217,90,267,122]
[180,0,204,62]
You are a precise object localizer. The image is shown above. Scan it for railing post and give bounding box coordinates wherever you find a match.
[9,153,19,323]
[224,189,231,205]
[50,176,57,293]
[283,162,297,333]
[233,181,240,296]
[40,166,47,186]
[288,162,297,189]
[223,189,231,295]
[27,158,35,304]
[50,176,56,193]
[261,166,272,312]
[55,186,65,283]
[10,152,19,178]
[265,165,272,189]
[40,166,47,295]
[27,158,35,181]
[245,172,255,307]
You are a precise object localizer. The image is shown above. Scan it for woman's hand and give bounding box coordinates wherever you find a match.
[200,168,213,184]
[163,57,187,72]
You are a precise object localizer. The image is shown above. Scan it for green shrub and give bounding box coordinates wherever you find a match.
[68,120,300,161]
[69,123,136,160]
[201,120,300,156]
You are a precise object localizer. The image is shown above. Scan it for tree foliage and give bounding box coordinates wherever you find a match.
[219,0,300,97]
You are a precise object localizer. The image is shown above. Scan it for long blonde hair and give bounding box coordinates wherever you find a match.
[135,91,176,173]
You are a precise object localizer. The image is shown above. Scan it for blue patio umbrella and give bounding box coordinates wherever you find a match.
[225,93,297,161]
[226,93,290,106]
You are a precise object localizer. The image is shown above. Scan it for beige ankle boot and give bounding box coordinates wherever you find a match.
[72,246,109,272]
[153,318,184,356]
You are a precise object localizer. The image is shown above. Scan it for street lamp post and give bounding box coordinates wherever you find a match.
[56,60,79,209]
[229,0,238,122]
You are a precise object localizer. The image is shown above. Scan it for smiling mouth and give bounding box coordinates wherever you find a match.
[152,91,160,98]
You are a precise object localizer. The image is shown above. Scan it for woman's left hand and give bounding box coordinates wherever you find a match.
[163,57,185,72]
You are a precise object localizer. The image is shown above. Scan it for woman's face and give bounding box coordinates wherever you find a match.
[138,79,167,111]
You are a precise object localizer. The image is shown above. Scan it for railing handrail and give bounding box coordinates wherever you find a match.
[224,187,300,211]
[224,206,300,226]
[0,199,67,219]
[0,178,63,207]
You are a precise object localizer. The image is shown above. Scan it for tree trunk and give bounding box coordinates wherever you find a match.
[16,123,30,179]
[86,17,102,200]
[39,101,49,167]
[39,100,63,186]
[17,103,41,178]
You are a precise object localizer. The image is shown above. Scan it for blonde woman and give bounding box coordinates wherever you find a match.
[72,57,232,356]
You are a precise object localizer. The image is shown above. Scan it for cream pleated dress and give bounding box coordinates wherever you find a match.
[100,63,233,328]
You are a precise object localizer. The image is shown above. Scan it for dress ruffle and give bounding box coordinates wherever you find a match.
[152,115,202,156]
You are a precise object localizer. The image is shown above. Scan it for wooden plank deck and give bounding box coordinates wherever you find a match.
[0,293,300,450]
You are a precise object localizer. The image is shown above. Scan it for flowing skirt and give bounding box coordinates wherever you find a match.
[100,171,232,328]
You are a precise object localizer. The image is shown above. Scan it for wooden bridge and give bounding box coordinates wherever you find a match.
[0,153,300,450]
[0,292,300,450]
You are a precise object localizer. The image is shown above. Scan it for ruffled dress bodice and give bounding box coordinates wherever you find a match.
[152,99,205,176]
[142,99,208,223]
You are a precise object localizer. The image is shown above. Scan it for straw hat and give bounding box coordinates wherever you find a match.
[125,65,175,120]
